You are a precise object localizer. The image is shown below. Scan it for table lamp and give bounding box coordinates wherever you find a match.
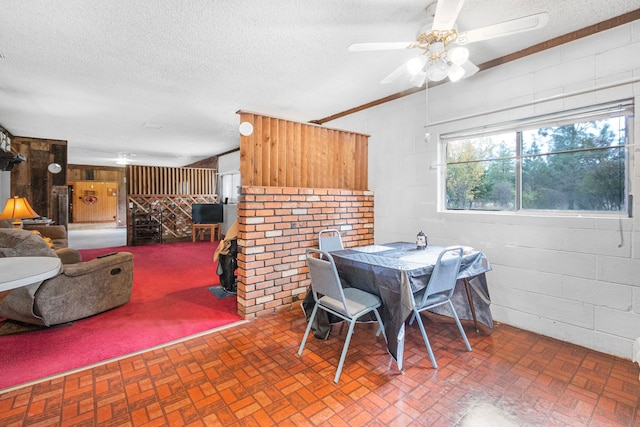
[0,196,40,229]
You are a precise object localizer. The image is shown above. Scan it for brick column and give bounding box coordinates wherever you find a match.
[236,186,374,319]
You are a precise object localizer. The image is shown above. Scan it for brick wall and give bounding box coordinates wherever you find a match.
[236,186,374,319]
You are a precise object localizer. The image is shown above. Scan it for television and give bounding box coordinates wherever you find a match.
[192,203,223,224]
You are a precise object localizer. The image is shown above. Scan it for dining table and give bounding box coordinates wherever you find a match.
[0,256,63,303]
[326,241,492,371]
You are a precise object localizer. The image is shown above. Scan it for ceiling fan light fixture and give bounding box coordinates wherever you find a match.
[350,2,549,87]
[448,46,469,65]
[447,63,466,82]
[426,58,448,82]
[428,41,445,57]
[406,56,427,75]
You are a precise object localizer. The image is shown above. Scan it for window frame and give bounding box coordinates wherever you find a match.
[441,99,634,217]
[218,171,241,204]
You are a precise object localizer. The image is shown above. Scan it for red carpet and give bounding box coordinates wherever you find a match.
[0,241,242,390]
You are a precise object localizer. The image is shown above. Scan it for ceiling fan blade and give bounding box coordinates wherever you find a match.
[432,0,466,31]
[348,42,415,51]
[461,60,479,79]
[456,12,550,45]
[380,62,409,84]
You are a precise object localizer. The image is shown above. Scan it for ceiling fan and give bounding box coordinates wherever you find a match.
[349,0,549,87]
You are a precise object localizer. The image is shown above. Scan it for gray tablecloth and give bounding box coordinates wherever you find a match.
[328,242,492,367]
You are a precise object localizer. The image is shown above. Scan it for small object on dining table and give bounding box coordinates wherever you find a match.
[416,230,427,250]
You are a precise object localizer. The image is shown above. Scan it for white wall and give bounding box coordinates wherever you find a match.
[218,150,240,174]
[218,150,240,234]
[328,21,640,360]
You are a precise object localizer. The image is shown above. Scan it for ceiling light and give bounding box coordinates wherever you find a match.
[448,46,469,65]
[115,153,136,165]
[408,42,475,87]
[405,34,474,87]
[447,64,465,82]
[426,58,449,82]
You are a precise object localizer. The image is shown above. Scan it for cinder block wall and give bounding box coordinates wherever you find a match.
[326,21,640,359]
[236,186,374,319]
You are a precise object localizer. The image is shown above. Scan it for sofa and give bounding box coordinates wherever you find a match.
[0,228,134,326]
[0,219,68,248]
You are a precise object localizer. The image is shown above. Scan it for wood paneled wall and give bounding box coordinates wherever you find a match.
[238,112,369,190]
[127,165,216,196]
[9,137,68,227]
[70,181,118,223]
[68,165,126,226]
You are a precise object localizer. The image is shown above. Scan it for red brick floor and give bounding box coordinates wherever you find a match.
[1,305,638,426]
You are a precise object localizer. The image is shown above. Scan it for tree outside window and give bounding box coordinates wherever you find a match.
[445,109,629,214]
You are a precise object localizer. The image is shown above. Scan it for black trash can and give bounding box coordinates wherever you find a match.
[216,238,237,293]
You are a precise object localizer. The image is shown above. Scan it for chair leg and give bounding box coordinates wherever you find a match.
[408,312,416,325]
[334,318,357,383]
[373,308,387,342]
[298,304,319,356]
[413,309,438,368]
[448,300,472,352]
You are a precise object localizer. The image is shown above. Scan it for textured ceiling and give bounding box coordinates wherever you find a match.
[0,0,638,167]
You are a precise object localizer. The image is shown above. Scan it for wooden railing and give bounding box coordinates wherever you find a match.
[126,165,216,196]
[238,112,369,190]
[125,165,218,243]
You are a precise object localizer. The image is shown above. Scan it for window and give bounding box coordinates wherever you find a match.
[444,100,633,214]
[219,172,240,204]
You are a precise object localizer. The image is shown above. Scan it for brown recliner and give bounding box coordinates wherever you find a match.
[22,224,69,249]
[0,220,69,249]
[0,228,134,326]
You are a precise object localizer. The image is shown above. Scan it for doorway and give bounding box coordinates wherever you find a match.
[69,181,118,223]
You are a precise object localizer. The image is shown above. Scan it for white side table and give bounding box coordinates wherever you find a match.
[0,257,62,292]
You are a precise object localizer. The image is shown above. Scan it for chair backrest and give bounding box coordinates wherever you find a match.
[318,229,344,252]
[421,247,464,303]
[306,248,349,315]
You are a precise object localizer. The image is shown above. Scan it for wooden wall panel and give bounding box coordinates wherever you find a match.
[68,165,126,227]
[69,181,117,223]
[10,137,68,227]
[238,112,369,190]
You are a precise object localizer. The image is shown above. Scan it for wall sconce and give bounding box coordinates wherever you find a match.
[239,122,254,136]
[0,196,40,228]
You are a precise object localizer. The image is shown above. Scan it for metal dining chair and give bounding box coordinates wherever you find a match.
[318,229,344,252]
[409,246,472,368]
[298,248,386,383]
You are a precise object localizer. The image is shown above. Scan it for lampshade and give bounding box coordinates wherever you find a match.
[0,196,40,228]
[447,63,466,82]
